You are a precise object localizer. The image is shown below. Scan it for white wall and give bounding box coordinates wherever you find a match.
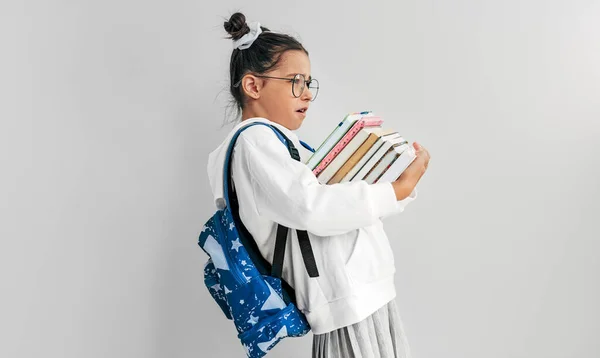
[1,0,598,357]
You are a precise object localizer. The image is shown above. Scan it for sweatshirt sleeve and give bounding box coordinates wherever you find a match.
[380,187,418,220]
[235,131,406,236]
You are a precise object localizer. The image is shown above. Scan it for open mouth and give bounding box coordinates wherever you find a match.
[296,107,308,114]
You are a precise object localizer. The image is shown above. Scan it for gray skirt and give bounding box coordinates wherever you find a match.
[312,299,412,358]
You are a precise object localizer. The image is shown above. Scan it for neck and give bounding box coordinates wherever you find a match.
[241,103,267,121]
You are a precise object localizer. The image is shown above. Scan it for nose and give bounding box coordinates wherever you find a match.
[301,85,313,101]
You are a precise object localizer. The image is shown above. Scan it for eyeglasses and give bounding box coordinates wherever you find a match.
[234,73,319,101]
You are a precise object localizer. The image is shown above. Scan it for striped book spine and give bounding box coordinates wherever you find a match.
[374,161,395,183]
[362,147,395,183]
[313,116,384,176]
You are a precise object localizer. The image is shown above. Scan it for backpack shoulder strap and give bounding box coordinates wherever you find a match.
[267,125,301,161]
[264,126,320,278]
[224,123,319,289]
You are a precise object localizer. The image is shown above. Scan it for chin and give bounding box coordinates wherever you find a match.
[290,120,303,130]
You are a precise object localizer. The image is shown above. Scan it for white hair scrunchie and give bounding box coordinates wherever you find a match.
[232,22,262,50]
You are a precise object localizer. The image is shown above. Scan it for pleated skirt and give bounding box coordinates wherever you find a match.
[312,299,412,358]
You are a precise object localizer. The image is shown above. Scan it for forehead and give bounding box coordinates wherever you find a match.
[273,50,311,76]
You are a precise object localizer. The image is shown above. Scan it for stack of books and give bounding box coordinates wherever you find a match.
[305,111,417,185]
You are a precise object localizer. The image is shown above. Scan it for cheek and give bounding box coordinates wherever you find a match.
[269,91,295,112]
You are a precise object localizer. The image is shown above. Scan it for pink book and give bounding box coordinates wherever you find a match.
[313,116,384,176]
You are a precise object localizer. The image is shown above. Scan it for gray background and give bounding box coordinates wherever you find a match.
[1,0,598,357]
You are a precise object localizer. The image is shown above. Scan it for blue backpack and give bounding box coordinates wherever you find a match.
[198,122,320,357]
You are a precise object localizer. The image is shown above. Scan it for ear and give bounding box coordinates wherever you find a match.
[241,75,263,100]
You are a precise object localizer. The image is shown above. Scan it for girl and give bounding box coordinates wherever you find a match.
[207,12,430,358]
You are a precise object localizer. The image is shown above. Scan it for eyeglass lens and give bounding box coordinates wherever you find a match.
[292,74,319,101]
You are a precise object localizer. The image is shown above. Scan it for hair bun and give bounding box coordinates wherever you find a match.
[224,12,250,41]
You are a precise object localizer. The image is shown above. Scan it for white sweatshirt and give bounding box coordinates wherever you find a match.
[206,117,417,334]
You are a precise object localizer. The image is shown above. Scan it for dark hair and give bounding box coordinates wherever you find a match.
[222,12,308,124]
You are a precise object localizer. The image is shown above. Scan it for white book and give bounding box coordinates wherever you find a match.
[350,135,406,182]
[376,145,417,183]
[364,143,410,184]
[316,127,383,184]
[340,132,399,183]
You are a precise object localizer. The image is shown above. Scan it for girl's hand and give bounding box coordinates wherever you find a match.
[392,142,430,200]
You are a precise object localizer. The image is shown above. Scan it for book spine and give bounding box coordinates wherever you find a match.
[319,131,370,184]
[351,143,389,182]
[328,134,378,184]
[363,147,394,183]
[306,119,354,169]
[342,138,385,183]
[312,122,365,176]
[304,119,344,165]
[373,159,396,183]
[313,117,383,176]
[377,147,416,183]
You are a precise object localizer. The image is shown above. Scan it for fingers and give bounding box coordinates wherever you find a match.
[412,142,430,170]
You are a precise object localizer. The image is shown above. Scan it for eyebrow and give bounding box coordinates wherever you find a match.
[285,73,312,80]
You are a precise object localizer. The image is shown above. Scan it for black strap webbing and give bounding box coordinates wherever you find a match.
[271,224,288,279]
[297,229,319,277]
[231,123,320,289]
[267,125,319,279]
[271,226,320,279]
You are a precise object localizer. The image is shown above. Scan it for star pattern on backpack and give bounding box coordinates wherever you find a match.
[197,122,313,357]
